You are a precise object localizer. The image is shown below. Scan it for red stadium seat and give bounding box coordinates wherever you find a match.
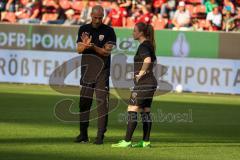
[187,0,202,4]
[42,13,58,22]
[42,0,57,7]
[101,1,111,9]
[20,0,29,5]
[71,0,84,11]
[89,1,96,7]
[59,0,72,10]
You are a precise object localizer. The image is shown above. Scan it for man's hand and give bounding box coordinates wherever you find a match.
[77,32,93,53]
[135,74,142,83]
[77,42,93,53]
[81,32,92,46]
[104,43,115,52]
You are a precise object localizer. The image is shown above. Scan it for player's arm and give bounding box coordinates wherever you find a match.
[6,0,14,10]
[119,0,132,8]
[77,42,90,53]
[92,28,116,56]
[135,57,151,82]
[122,16,127,27]
[104,17,111,25]
[172,11,180,28]
[92,42,115,56]
[138,57,151,76]
[172,18,179,28]
[104,11,112,25]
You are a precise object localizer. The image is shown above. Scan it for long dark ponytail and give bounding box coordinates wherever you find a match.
[135,22,156,53]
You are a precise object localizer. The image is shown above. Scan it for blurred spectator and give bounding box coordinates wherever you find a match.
[42,0,59,12]
[59,0,72,11]
[172,1,190,30]
[0,0,7,20]
[222,10,235,31]
[41,0,59,24]
[161,0,177,19]
[232,7,240,31]
[118,0,132,15]
[222,0,235,14]
[235,0,240,7]
[1,0,19,23]
[63,9,77,25]
[0,0,239,32]
[206,5,222,31]
[16,0,41,24]
[205,0,218,13]
[0,0,7,12]
[190,18,204,31]
[104,1,127,27]
[135,4,153,24]
[78,1,92,25]
[152,13,168,29]
[6,0,17,12]
[42,0,67,25]
[153,0,166,13]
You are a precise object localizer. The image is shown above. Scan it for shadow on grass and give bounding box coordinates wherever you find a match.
[1,136,240,145]
[1,93,240,143]
[0,149,187,160]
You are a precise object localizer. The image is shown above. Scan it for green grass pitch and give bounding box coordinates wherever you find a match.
[0,83,240,160]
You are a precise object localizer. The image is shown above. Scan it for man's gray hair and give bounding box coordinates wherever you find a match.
[91,5,104,15]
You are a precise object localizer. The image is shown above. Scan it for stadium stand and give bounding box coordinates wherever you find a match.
[0,0,239,31]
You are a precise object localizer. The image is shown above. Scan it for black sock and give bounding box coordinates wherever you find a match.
[125,111,138,142]
[80,122,89,137]
[141,112,152,141]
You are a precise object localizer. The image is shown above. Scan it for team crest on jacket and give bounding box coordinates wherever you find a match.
[131,92,137,99]
[99,35,104,41]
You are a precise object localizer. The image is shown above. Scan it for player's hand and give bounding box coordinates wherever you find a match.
[135,74,142,83]
[81,32,92,46]
[77,42,93,50]
[104,43,114,52]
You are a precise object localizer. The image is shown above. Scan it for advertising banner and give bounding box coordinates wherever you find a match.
[1,49,239,94]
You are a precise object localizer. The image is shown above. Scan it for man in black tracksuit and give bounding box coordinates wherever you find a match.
[75,5,116,145]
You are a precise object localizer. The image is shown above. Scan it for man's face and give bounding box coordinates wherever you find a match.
[213,7,219,14]
[91,12,104,28]
[179,6,185,12]
[112,2,118,10]
[66,14,73,19]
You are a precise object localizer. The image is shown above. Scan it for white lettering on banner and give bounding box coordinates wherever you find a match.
[155,57,240,94]
[42,34,54,48]
[0,32,75,50]
[0,32,8,46]
[8,32,17,46]
[0,31,137,53]
[0,49,239,94]
[17,33,26,47]
[32,34,41,48]
[0,49,81,85]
